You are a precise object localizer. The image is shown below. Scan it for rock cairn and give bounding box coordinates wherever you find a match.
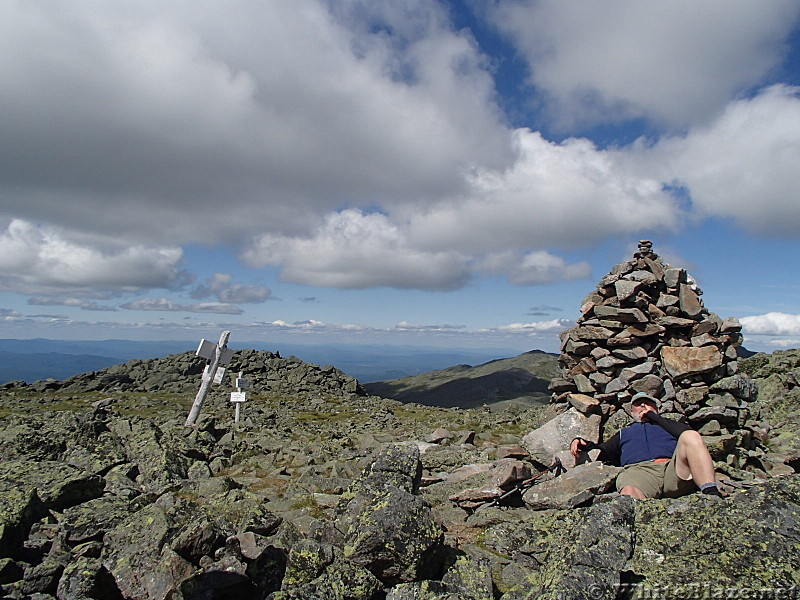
[549,241,757,467]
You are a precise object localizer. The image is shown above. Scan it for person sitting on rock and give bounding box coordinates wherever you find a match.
[570,392,723,499]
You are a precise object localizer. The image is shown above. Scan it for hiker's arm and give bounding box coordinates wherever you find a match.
[646,412,692,439]
[570,432,621,466]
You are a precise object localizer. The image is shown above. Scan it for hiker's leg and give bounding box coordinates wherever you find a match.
[619,485,647,499]
[616,463,662,498]
[674,430,715,486]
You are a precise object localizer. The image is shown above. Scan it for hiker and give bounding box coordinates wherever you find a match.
[570,392,722,498]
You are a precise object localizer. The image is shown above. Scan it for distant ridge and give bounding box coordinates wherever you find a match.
[363,349,560,409]
[0,338,526,384]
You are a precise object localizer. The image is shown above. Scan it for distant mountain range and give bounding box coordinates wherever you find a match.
[364,350,560,409]
[0,338,527,385]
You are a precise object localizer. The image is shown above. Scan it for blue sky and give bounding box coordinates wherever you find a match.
[1,0,800,355]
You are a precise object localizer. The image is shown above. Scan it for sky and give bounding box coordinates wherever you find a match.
[1,0,800,355]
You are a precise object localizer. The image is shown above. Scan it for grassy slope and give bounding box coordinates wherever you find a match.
[363,349,560,408]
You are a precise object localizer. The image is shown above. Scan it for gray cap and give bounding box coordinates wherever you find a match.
[630,392,660,408]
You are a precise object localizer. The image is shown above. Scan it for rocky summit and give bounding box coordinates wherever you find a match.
[1,291,800,597]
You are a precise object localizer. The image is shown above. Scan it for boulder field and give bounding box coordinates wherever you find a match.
[1,347,799,599]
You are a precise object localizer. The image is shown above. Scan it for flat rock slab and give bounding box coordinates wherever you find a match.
[522,462,621,510]
[661,346,723,379]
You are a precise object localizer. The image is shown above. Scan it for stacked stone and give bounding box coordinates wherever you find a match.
[549,241,756,454]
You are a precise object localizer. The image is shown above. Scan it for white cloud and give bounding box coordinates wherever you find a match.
[396,322,466,331]
[0,219,188,295]
[642,85,800,235]
[489,0,800,129]
[496,318,574,333]
[740,312,800,336]
[478,250,591,285]
[121,297,243,315]
[406,129,681,253]
[243,209,472,290]
[191,273,271,304]
[28,297,118,311]
[0,1,513,245]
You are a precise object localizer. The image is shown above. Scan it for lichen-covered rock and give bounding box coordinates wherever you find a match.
[59,496,132,545]
[275,539,381,600]
[0,460,104,512]
[56,557,123,600]
[335,445,445,586]
[485,497,636,600]
[0,486,45,558]
[102,503,195,600]
[628,476,800,589]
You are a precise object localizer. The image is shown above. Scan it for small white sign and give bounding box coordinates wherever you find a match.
[204,365,226,384]
[230,391,247,403]
[218,347,235,366]
[196,339,216,360]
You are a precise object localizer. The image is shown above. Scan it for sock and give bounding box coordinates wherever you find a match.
[700,482,722,496]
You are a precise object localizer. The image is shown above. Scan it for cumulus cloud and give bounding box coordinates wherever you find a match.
[477,250,591,285]
[243,209,472,290]
[406,129,681,253]
[489,0,800,129]
[121,297,243,315]
[740,312,800,336]
[496,318,574,333]
[641,85,800,235]
[28,297,118,311]
[0,219,189,295]
[0,0,513,245]
[191,273,271,304]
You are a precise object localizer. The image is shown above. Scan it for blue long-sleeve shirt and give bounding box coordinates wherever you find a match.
[580,413,691,467]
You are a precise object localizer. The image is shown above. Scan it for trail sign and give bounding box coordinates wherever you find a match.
[231,371,248,424]
[185,330,232,426]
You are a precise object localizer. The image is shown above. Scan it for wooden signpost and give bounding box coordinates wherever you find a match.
[230,371,248,424]
[185,330,234,426]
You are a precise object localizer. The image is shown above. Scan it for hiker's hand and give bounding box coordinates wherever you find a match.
[570,438,588,458]
[639,405,656,422]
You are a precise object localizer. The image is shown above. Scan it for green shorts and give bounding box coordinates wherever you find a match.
[615,456,696,499]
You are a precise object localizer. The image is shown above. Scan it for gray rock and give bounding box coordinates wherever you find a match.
[276,539,380,600]
[0,486,45,559]
[661,346,723,379]
[664,267,685,288]
[336,446,444,585]
[522,462,621,510]
[0,461,104,512]
[710,374,757,400]
[521,408,601,468]
[488,498,635,600]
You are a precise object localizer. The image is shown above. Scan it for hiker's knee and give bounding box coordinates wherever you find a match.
[679,429,704,450]
[620,485,646,499]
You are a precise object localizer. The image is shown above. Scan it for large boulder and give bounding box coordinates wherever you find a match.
[0,460,104,512]
[485,497,636,599]
[335,445,445,586]
[274,539,381,600]
[521,408,601,468]
[628,476,800,589]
